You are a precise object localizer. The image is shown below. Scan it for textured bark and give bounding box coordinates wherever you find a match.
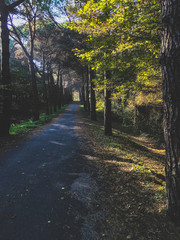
[161,0,180,224]
[89,67,96,121]
[0,5,11,136]
[104,71,112,136]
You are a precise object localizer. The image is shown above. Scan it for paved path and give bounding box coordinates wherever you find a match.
[0,104,100,240]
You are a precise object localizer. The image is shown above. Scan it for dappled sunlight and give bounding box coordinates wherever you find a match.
[104,160,133,172]
[72,107,180,239]
[130,135,165,156]
[82,154,99,161]
[49,141,65,146]
[51,123,75,130]
[73,126,81,130]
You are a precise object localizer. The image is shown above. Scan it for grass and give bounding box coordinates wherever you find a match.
[10,105,67,135]
[79,106,180,240]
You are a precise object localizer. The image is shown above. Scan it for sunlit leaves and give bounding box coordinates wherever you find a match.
[69,0,162,107]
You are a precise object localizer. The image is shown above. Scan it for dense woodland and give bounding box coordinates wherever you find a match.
[1,0,180,226]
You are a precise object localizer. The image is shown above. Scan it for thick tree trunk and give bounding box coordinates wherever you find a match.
[161,0,180,224]
[89,67,96,121]
[104,71,112,136]
[0,7,12,136]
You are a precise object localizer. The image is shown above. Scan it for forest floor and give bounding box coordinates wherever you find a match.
[1,103,180,239]
[76,106,180,240]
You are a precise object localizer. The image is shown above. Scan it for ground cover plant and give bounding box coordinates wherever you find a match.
[9,105,67,135]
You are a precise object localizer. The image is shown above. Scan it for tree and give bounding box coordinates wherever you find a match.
[0,0,25,136]
[68,0,117,135]
[89,67,96,121]
[161,0,180,224]
[9,0,41,120]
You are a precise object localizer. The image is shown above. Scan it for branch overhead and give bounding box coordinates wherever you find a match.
[8,0,25,11]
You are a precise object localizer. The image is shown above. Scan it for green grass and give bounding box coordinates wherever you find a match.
[10,105,67,135]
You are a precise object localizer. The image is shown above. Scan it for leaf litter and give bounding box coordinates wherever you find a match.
[75,109,180,240]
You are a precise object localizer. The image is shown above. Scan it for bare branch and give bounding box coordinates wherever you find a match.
[9,15,30,59]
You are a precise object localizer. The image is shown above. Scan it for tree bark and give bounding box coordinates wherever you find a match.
[29,58,39,120]
[89,67,96,121]
[161,0,180,224]
[85,68,90,113]
[42,53,49,115]
[49,69,57,113]
[81,84,86,111]
[104,71,112,136]
[47,64,53,114]
[59,73,63,110]
[0,5,11,136]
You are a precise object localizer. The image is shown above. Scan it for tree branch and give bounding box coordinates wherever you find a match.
[8,0,26,11]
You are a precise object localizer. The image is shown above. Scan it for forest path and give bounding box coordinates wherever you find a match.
[0,104,100,240]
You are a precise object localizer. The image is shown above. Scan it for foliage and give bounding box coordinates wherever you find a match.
[10,105,67,135]
[69,0,162,122]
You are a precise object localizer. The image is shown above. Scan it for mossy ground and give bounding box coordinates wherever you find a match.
[10,105,67,135]
[0,105,67,154]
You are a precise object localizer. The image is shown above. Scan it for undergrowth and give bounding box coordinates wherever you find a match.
[10,105,67,135]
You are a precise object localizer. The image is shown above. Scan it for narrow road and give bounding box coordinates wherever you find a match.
[0,104,100,240]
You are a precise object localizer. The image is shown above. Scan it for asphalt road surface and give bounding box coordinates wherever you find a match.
[0,104,102,240]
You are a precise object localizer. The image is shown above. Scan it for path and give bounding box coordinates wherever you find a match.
[0,104,100,240]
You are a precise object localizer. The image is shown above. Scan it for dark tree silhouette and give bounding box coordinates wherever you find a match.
[0,0,25,136]
[161,0,180,224]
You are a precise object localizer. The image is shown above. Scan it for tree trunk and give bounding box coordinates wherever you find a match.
[29,59,39,121]
[47,64,52,114]
[0,7,12,136]
[82,80,87,111]
[58,73,63,110]
[85,69,90,113]
[161,0,180,224]
[57,66,61,110]
[89,67,96,121]
[49,69,57,113]
[104,71,112,136]
[42,54,49,115]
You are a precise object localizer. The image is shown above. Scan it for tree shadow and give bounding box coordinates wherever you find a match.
[75,110,180,239]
